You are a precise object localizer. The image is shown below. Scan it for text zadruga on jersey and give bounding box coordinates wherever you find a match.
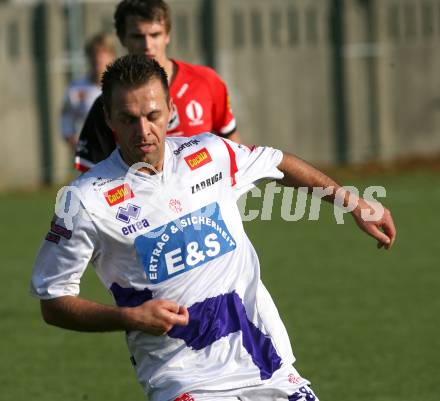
[134,202,236,283]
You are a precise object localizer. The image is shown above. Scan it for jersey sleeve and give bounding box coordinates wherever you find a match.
[205,68,237,136]
[30,188,99,299]
[219,138,284,197]
[74,96,116,172]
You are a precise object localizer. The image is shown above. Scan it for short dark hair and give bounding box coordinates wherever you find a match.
[114,0,171,41]
[101,54,169,115]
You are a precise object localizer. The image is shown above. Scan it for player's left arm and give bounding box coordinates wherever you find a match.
[276,152,397,250]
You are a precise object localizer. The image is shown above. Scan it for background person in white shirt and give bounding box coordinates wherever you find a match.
[60,33,116,152]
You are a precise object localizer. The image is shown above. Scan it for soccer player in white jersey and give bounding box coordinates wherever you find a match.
[31,55,396,401]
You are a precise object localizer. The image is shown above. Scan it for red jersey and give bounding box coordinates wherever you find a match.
[74,59,237,172]
[167,60,236,137]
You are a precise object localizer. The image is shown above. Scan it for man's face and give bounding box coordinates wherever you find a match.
[121,16,170,67]
[105,79,171,173]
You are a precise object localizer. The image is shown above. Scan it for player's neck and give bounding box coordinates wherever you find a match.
[138,156,164,175]
[118,149,164,175]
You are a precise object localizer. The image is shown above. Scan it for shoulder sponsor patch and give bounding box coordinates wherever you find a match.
[50,222,72,239]
[184,147,212,170]
[134,202,236,283]
[191,171,223,194]
[45,232,61,244]
[103,183,134,206]
[45,217,71,243]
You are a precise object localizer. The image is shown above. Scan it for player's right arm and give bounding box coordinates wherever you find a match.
[31,187,188,336]
[41,296,188,336]
[216,138,396,249]
[276,152,396,249]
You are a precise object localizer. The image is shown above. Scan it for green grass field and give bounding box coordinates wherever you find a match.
[1,170,439,401]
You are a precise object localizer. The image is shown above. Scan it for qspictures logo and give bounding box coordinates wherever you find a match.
[103,183,134,206]
[184,147,212,170]
[54,160,389,232]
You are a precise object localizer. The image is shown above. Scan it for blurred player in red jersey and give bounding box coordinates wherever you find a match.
[75,0,239,172]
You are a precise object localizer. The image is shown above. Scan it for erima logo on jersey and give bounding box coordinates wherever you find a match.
[115,203,150,236]
[104,184,134,206]
[191,172,223,194]
[134,202,236,283]
[121,219,150,236]
[184,147,212,170]
[116,203,140,223]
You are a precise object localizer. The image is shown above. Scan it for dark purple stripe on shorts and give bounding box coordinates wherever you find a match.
[168,291,282,380]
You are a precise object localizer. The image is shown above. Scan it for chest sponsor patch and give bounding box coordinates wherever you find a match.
[103,183,134,206]
[184,147,212,170]
[134,202,236,283]
[191,172,223,194]
[186,100,204,126]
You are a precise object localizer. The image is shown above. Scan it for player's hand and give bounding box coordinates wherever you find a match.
[125,299,189,336]
[351,198,396,250]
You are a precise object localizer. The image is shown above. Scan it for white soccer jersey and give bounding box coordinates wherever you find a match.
[30,133,296,401]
